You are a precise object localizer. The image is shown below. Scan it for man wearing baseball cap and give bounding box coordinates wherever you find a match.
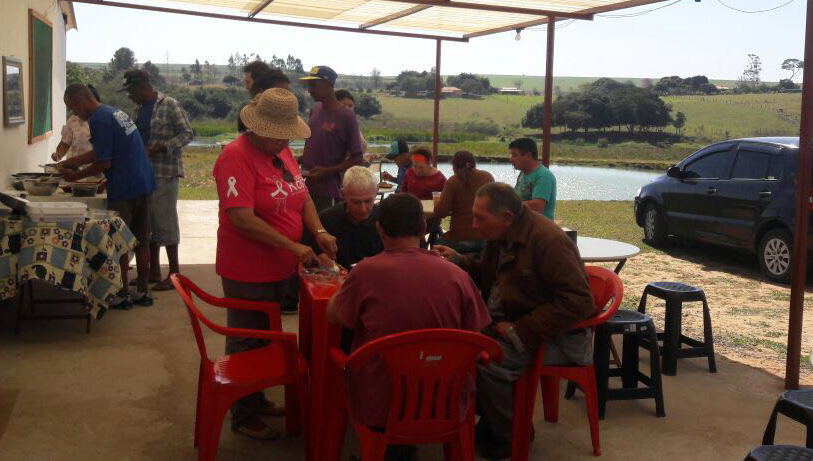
[299,66,364,212]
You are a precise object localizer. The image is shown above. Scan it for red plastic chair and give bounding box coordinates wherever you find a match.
[170,274,310,461]
[511,265,624,458]
[328,329,503,461]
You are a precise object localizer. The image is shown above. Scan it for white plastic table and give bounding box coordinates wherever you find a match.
[577,236,641,273]
[4,189,107,210]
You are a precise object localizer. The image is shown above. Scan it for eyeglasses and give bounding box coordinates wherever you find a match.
[272,157,295,183]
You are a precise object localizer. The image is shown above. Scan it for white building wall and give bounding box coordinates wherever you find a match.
[0,0,68,183]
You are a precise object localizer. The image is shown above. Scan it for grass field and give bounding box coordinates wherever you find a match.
[481,75,748,93]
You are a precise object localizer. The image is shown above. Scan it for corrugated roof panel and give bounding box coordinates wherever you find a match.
[257,0,368,20]
[386,6,541,34]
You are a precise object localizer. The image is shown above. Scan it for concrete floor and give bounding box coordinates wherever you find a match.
[0,201,808,459]
[0,264,807,460]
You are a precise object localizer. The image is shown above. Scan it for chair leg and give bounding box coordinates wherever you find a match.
[579,367,601,457]
[762,408,779,445]
[541,376,560,422]
[285,382,302,436]
[510,372,538,461]
[637,289,649,314]
[193,366,204,447]
[701,295,717,373]
[297,373,312,461]
[200,399,229,461]
[662,297,682,376]
[359,434,389,461]
[594,327,611,420]
[646,323,666,418]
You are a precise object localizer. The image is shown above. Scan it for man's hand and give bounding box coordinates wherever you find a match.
[304,166,330,181]
[432,244,458,261]
[60,169,84,182]
[381,171,396,182]
[492,321,517,342]
[147,144,166,156]
[316,253,334,268]
[315,232,338,260]
[289,243,317,264]
[51,152,62,162]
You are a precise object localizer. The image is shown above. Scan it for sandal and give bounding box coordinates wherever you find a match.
[259,401,285,417]
[232,421,282,440]
[151,278,175,291]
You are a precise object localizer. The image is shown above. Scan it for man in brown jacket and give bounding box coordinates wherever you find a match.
[435,182,595,460]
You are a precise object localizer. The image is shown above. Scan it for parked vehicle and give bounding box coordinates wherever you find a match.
[634,137,812,282]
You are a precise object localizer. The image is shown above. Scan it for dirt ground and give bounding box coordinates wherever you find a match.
[600,240,813,385]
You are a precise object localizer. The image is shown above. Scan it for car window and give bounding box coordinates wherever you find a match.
[683,149,733,179]
[767,155,783,180]
[731,150,770,179]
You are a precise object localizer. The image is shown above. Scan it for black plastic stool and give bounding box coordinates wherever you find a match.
[594,309,665,419]
[746,445,813,461]
[638,281,717,376]
[763,390,813,448]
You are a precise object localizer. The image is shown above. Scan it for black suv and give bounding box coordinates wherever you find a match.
[634,137,812,282]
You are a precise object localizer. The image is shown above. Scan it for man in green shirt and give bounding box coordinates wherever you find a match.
[509,137,556,220]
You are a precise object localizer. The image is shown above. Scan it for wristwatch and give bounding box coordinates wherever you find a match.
[315,228,328,234]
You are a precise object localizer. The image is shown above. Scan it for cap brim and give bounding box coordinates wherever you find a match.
[240,104,311,140]
[298,76,323,81]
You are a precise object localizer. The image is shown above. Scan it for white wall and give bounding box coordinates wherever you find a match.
[0,0,67,182]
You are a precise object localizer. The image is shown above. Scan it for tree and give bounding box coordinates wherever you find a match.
[778,79,799,90]
[222,75,240,86]
[66,61,102,87]
[672,111,686,135]
[227,54,237,78]
[371,68,382,90]
[204,61,213,84]
[354,93,382,119]
[743,53,762,86]
[180,66,191,85]
[446,73,493,95]
[109,47,136,74]
[286,55,304,74]
[141,60,165,87]
[191,59,203,85]
[782,58,803,81]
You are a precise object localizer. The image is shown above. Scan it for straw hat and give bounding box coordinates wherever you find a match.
[239,88,311,140]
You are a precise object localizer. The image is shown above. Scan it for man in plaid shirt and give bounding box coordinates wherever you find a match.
[123,70,193,291]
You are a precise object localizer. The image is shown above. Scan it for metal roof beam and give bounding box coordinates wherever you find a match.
[70,0,469,42]
[382,0,594,20]
[248,0,275,18]
[360,5,431,29]
[464,0,668,38]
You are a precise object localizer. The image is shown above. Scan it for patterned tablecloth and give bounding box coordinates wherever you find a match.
[0,216,137,319]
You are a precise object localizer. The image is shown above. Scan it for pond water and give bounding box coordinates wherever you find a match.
[380,163,660,201]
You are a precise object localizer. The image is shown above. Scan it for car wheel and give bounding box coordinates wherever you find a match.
[643,203,667,246]
[758,228,793,283]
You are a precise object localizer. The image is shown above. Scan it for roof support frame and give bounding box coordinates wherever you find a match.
[381,0,594,20]
[360,5,431,29]
[68,0,469,42]
[248,0,275,18]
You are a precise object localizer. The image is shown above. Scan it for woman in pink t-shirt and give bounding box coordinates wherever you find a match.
[213,88,338,440]
[401,146,446,200]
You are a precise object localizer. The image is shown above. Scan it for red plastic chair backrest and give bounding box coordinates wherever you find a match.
[343,329,503,438]
[170,273,284,364]
[576,266,624,329]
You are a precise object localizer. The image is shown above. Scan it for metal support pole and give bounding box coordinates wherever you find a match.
[785,0,813,390]
[432,39,442,167]
[542,16,555,168]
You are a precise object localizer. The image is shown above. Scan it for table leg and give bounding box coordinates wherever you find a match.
[613,259,627,274]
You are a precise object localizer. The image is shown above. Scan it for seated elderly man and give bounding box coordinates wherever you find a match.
[327,193,491,460]
[308,166,383,268]
[435,182,595,460]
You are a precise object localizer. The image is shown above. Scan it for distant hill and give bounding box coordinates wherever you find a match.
[74,62,755,91]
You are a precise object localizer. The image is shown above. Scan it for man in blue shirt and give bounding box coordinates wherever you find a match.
[381,139,411,192]
[61,83,157,307]
[509,137,557,220]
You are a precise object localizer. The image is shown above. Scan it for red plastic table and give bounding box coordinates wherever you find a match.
[297,265,344,461]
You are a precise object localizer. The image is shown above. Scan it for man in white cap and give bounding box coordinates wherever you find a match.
[213,87,338,439]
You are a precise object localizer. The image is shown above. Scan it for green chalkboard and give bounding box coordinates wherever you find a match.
[28,9,52,144]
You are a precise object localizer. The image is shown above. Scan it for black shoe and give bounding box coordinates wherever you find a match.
[130,291,154,307]
[280,305,298,315]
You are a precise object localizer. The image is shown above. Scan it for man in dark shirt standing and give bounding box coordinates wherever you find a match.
[309,166,383,268]
[300,66,364,211]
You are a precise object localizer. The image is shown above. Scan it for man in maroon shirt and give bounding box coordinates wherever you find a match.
[327,193,491,459]
[300,66,364,211]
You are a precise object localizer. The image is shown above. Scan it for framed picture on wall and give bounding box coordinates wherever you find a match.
[2,57,25,126]
[28,8,52,143]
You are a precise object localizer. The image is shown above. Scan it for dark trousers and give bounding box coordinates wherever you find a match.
[222,277,286,428]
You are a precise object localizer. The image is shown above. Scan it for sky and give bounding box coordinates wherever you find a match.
[66,0,806,82]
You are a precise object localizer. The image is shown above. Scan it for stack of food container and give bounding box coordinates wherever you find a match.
[26,202,87,223]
